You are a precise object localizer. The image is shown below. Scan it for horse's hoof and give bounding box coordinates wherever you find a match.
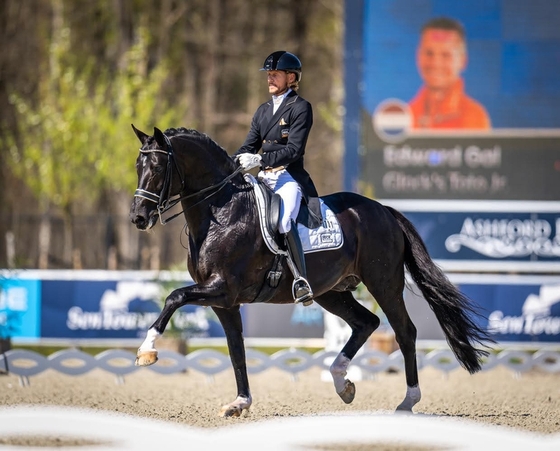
[219,405,243,418]
[395,405,414,413]
[135,350,158,366]
[396,385,421,412]
[337,380,356,404]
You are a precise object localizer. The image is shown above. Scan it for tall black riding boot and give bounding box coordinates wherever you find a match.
[284,221,314,306]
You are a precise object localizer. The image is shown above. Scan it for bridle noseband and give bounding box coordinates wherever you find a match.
[134,134,242,224]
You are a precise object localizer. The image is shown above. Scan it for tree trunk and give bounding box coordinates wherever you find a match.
[199,0,220,136]
[5,231,15,269]
[38,212,51,270]
[109,191,139,270]
[62,207,74,268]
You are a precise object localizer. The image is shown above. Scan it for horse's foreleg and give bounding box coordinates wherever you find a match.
[330,352,356,404]
[212,306,252,417]
[316,291,380,404]
[135,282,228,367]
[136,328,160,366]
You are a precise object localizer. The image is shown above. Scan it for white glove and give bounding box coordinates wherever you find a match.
[238,153,262,171]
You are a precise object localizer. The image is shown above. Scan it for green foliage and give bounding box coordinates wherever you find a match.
[7,26,184,209]
[317,98,343,133]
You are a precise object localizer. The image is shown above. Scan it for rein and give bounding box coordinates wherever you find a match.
[134,134,243,225]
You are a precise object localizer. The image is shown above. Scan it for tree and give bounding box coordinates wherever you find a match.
[8,18,183,268]
[0,0,343,269]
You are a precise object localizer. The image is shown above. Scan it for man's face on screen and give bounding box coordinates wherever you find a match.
[417,29,466,91]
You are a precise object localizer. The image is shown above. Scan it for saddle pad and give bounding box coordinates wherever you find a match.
[297,201,343,253]
[245,174,343,255]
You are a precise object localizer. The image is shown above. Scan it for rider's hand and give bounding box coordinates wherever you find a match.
[238,153,262,171]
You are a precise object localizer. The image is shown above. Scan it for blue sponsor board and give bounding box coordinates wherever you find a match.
[0,271,325,341]
[4,271,559,344]
[384,201,560,273]
[0,277,41,339]
[404,274,560,344]
[456,275,560,343]
[0,271,226,340]
[40,277,224,340]
[1,271,324,341]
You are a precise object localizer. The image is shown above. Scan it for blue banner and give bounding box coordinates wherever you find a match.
[457,279,560,343]
[404,274,560,343]
[1,271,323,341]
[403,210,560,263]
[40,278,224,339]
[0,278,41,339]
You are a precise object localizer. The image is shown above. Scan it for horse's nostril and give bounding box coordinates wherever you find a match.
[133,215,146,226]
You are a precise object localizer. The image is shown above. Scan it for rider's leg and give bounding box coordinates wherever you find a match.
[284,220,314,305]
[274,172,313,305]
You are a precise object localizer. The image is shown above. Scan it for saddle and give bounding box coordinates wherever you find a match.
[247,174,323,243]
[244,174,324,304]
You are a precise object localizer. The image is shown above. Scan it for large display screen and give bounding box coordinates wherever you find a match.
[344,0,560,200]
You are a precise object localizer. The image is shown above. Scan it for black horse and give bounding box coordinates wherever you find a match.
[129,125,491,417]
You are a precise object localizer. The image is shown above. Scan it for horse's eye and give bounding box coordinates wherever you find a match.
[153,165,164,174]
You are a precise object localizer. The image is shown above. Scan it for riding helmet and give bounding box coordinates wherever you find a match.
[261,51,302,82]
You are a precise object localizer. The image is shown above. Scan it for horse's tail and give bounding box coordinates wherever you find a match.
[385,205,493,374]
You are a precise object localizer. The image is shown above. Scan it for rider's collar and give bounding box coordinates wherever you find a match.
[272,89,292,105]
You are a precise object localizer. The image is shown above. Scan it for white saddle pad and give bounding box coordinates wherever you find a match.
[297,201,344,253]
[245,174,344,255]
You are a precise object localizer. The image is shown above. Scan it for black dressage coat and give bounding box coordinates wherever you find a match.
[234,90,318,199]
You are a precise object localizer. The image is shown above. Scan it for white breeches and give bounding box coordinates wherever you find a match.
[258,169,302,234]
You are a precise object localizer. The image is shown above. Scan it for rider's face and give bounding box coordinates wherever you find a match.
[267,71,293,96]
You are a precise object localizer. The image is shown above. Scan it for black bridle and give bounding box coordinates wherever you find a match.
[134,134,243,224]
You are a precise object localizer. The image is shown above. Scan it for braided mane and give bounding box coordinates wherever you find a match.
[165,128,229,155]
[162,127,236,170]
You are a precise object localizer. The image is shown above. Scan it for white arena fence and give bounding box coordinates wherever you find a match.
[1,347,560,386]
[2,405,559,450]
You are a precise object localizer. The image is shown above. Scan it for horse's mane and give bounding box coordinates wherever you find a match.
[163,127,231,160]
[164,127,202,138]
[162,127,245,190]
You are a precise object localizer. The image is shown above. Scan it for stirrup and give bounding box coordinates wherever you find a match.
[292,277,314,306]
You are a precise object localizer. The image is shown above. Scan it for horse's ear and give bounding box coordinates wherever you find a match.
[153,127,167,149]
[131,124,150,145]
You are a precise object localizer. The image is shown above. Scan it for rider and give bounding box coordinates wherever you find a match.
[234,50,318,306]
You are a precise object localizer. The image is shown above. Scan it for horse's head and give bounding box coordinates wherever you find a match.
[129,124,241,230]
[129,125,181,230]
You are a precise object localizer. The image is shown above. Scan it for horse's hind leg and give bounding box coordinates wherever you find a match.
[315,290,380,404]
[373,287,421,412]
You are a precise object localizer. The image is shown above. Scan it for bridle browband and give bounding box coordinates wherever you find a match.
[134,134,243,225]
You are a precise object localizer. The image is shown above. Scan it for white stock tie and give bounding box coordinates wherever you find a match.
[272,97,283,114]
